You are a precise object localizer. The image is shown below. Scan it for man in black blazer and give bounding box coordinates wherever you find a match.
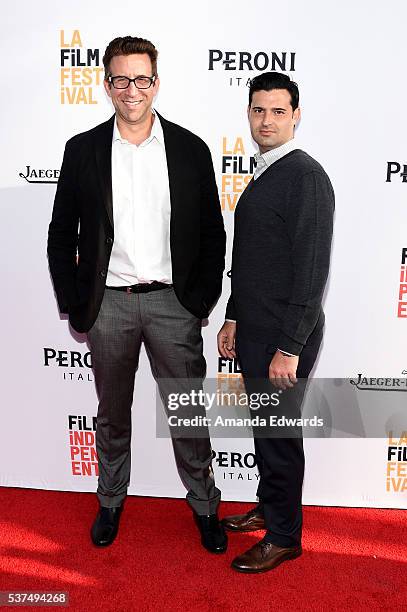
[218,72,334,572]
[48,36,227,553]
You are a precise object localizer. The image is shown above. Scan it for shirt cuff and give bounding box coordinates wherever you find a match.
[278,348,298,357]
[225,319,236,323]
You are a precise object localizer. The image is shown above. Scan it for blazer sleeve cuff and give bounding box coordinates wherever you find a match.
[277,332,304,356]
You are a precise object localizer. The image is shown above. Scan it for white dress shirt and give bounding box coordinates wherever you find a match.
[253,138,297,181]
[107,111,172,286]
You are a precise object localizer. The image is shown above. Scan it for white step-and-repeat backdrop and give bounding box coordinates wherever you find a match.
[1,0,406,508]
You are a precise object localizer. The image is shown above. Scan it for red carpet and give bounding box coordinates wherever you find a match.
[0,488,406,611]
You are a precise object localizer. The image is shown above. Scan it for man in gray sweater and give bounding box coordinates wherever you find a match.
[218,72,334,573]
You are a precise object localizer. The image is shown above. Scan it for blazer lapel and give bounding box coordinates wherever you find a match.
[93,115,115,228]
[156,112,184,225]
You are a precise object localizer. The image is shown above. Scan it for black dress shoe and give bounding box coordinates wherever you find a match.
[91,505,122,547]
[194,513,228,553]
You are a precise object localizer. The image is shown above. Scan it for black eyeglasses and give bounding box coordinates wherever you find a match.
[108,75,156,90]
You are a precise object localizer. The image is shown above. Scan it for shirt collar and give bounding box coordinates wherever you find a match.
[112,109,164,146]
[254,138,297,172]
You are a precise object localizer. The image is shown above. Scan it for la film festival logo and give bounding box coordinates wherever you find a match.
[59,30,104,104]
[397,248,407,318]
[220,137,254,212]
[68,415,98,477]
[387,431,407,493]
[350,375,407,493]
[218,356,242,379]
[208,49,296,87]
[217,353,244,397]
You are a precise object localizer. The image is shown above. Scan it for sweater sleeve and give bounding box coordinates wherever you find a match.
[225,293,236,320]
[277,170,334,355]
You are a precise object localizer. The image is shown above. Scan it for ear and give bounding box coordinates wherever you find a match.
[153,76,160,96]
[293,107,301,123]
[103,78,112,99]
[247,104,251,119]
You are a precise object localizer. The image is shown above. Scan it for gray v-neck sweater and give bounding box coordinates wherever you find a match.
[226,149,335,355]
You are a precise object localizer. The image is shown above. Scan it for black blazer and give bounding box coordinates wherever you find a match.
[47,113,226,333]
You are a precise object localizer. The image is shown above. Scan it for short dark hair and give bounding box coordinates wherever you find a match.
[249,72,299,110]
[103,36,158,79]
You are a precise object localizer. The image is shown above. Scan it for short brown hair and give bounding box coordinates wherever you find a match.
[103,36,158,79]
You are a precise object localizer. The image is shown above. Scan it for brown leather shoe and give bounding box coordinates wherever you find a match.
[231,541,302,573]
[222,506,265,532]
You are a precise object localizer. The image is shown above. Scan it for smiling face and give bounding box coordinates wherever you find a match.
[103,53,159,130]
[248,89,300,153]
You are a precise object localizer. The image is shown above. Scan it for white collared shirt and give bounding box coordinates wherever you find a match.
[107,111,172,286]
[253,138,297,180]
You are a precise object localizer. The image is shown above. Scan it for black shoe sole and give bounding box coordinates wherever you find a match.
[202,542,228,554]
[91,535,118,547]
[90,521,120,547]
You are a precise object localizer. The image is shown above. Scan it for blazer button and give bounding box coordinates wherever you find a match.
[106,237,113,245]
[99,270,106,278]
